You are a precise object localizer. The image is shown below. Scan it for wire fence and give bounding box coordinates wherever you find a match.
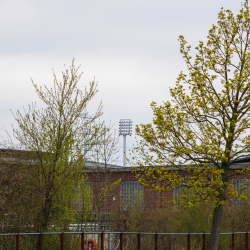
[0,231,249,250]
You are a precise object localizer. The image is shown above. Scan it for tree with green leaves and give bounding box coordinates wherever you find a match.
[11,59,103,232]
[133,1,250,249]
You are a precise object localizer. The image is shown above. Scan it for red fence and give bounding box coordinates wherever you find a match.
[0,231,249,250]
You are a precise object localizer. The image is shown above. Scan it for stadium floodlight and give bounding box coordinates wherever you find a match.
[119,119,133,167]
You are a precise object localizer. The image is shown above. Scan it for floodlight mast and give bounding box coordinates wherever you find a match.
[119,119,133,167]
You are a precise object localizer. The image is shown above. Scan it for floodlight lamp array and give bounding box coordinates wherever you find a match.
[119,119,133,136]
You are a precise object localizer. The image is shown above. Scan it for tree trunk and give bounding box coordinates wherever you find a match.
[207,204,224,250]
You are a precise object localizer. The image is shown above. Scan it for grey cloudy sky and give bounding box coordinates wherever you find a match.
[0,0,242,165]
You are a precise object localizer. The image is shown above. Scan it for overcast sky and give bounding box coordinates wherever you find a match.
[0,0,242,165]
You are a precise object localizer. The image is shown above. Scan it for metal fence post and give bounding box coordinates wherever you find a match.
[246,232,249,250]
[203,233,205,250]
[120,232,123,250]
[232,232,235,250]
[16,233,19,250]
[101,231,105,250]
[61,232,64,250]
[81,232,84,250]
[138,233,141,250]
[187,233,190,250]
[155,233,158,250]
[39,233,42,250]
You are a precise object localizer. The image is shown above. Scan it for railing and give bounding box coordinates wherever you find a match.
[74,212,113,231]
[0,231,249,250]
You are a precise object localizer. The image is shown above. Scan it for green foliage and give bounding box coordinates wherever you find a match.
[71,182,93,231]
[111,191,148,250]
[131,1,250,248]
[1,59,101,236]
[133,0,250,207]
[110,201,250,250]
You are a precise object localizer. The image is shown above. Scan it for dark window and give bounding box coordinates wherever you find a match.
[121,181,143,209]
[174,181,198,207]
[72,182,92,211]
[233,179,250,205]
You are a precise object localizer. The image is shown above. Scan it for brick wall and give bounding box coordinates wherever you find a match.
[86,165,250,214]
[86,168,174,214]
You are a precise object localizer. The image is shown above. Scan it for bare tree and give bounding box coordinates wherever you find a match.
[89,123,121,230]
